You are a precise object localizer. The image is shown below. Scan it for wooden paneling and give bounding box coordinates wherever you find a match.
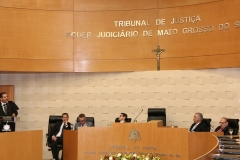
[73,10,158,60]
[74,53,240,72]
[74,59,156,72]
[158,0,222,8]
[1,0,240,72]
[0,85,14,101]
[0,59,73,72]
[74,0,157,11]
[0,8,73,60]
[160,53,240,70]
[0,130,42,160]
[157,0,240,59]
[64,130,78,160]
[0,0,73,10]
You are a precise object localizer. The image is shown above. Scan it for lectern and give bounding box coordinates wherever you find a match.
[0,116,15,132]
[64,121,219,160]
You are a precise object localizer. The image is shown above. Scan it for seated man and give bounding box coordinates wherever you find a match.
[51,113,72,160]
[189,112,208,132]
[215,117,232,135]
[74,113,93,129]
[118,113,128,123]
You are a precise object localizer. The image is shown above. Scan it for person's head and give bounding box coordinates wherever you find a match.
[219,117,228,129]
[0,92,8,103]
[78,113,86,125]
[62,113,69,122]
[193,112,203,123]
[119,113,128,122]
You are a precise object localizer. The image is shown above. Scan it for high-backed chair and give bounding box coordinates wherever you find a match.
[227,118,239,135]
[147,108,166,126]
[76,117,95,126]
[46,115,63,153]
[202,118,211,132]
[115,117,132,123]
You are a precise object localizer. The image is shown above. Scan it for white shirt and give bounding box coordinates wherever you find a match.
[56,122,64,137]
[191,122,200,132]
[1,102,7,114]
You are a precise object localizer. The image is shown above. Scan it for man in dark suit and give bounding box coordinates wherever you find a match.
[51,113,72,160]
[118,113,128,123]
[0,92,19,117]
[189,112,208,132]
[214,117,232,135]
[0,92,19,131]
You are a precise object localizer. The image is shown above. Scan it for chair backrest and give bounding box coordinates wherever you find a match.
[147,108,166,126]
[202,118,211,132]
[76,117,95,127]
[227,118,239,135]
[115,117,132,123]
[47,115,62,147]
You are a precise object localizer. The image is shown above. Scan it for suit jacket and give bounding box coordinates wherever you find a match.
[74,121,93,130]
[214,125,232,135]
[52,121,72,137]
[189,121,208,132]
[0,101,19,117]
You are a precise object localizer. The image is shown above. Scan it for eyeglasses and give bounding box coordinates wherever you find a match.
[219,122,226,124]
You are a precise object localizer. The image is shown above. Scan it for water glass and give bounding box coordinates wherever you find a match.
[210,125,214,132]
[229,129,233,137]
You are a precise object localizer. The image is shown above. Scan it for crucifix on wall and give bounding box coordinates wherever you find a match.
[152,45,165,71]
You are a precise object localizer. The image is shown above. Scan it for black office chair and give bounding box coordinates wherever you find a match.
[202,118,211,132]
[115,117,132,123]
[46,115,63,156]
[147,108,166,126]
[76,117,95,126]
[227,118,239,135]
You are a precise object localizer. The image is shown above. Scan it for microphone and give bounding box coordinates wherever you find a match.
[133,109,143,122]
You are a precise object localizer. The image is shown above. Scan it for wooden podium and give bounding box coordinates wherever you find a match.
[0,130,42,160]
[64,121,219,160]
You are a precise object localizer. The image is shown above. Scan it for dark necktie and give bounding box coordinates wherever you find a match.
[3,104,7,115]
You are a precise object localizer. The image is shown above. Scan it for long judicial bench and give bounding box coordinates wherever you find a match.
[63,121,219,160]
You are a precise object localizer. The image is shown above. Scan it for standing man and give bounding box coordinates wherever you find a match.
[74,113,93,130]
[0,92,19,117]
[215,117,232,135]
[189,112,208,132]
[0,92,19,131]
[51,113,72,160]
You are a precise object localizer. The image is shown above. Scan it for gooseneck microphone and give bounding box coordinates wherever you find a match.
[133,109,143,122]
